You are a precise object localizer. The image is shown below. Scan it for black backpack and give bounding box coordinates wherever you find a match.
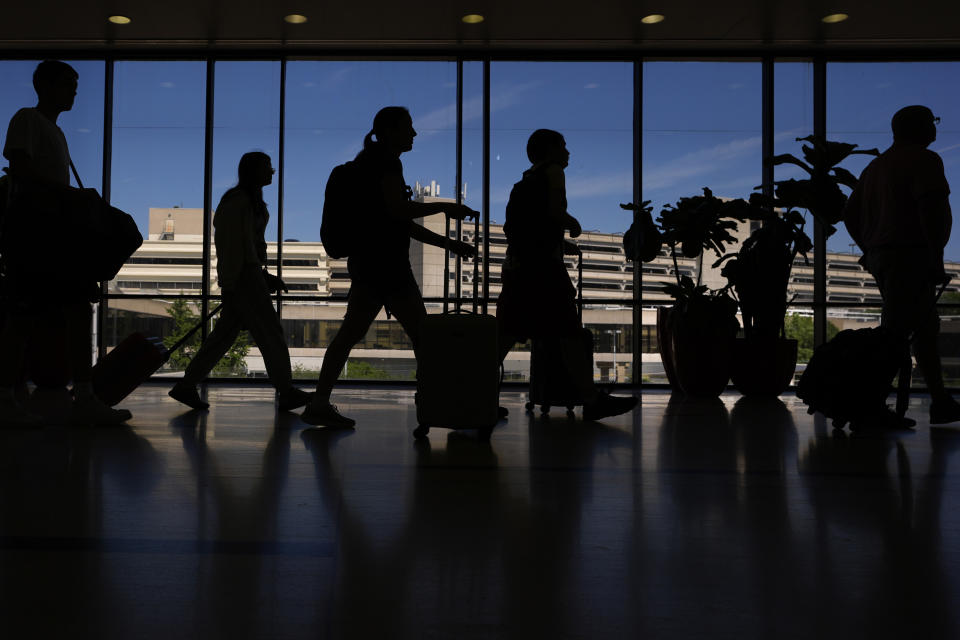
[320,161,362,259]
[796,326,905,429]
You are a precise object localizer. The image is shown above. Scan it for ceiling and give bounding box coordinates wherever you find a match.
[2,1,960,54]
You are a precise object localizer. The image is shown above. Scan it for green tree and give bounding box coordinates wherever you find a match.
[343,360,391,380]
[784,313,840,363]
[163,299,250,376]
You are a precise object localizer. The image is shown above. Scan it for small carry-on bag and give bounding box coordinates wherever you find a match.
[795,326,903,430]
[525,256,593,416]
[92,304,223,406]
[797,278,949,429]
[414,310,500,441]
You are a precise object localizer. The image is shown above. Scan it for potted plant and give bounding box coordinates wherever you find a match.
[622,189,744,397]
[717,135,879,395]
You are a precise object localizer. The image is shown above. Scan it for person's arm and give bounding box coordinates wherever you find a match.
[563,212,582,238]
[842,181,865,248]
[914,152,952,249]
[213,195,259,287]
[918,194,952,249]
[380,172,478,221]
[409,222,477,258]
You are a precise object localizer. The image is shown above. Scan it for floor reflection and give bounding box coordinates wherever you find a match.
[0,385,958,638]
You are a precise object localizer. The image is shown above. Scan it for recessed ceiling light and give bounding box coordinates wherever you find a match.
[822,13,849,24]
[108,15,131,25]
[462,14,485,24]
[284,14,308,24]
[641,14,666,24]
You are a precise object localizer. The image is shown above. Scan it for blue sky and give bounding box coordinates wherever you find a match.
[2,59,959,260]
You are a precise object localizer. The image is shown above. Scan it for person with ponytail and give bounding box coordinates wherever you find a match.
[302,106,477,428]
[169,152,311,412]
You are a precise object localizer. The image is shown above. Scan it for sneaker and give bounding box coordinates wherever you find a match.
[73,395,131,427]
[278,387,313,412]
[169,383,209,411]
[0,397,44,429]
[583,391,638,422]
[930,396,960,425]
[301,401,356,429]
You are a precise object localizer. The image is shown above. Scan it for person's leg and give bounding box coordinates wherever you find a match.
[228,273,309,410]
[65,301,132,425]
[314,285,382,401]
[382,285,427,354]
[169,301,242,410]
[180,303,242,385]
[303,284,382,427]
[915,306,960,422]
[0,310,40,428]
[866,249,960,423]
[559,332,599,405]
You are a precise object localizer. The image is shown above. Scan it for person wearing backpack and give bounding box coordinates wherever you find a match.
[169,152,312,412]
[496,129,637,421]
[0,60,130,428]
[302,106,477,428]
[844,105,960,425]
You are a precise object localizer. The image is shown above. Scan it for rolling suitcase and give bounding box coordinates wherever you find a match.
[92,303,222,406]
[525,256,593,416]
[413,310,500,441]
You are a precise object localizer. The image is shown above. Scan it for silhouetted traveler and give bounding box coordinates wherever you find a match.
[169,152,311,412]
[497,129,637,420]
[844,105,960,424]
[0,60,130,427]
[301,106,477,428]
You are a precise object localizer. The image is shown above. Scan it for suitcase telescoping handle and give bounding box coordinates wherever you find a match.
[162,303,224,360]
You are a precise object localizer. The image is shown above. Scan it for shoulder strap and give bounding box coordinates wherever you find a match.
[69,159,84,190]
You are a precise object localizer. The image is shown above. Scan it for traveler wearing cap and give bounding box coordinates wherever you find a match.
[844,105,960,425]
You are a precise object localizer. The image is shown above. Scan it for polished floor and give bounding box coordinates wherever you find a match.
[1,384,959,639]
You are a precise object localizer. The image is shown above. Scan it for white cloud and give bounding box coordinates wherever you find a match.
[644,135,762,191]
[566,171,632,199]
[413,80,542,135]
[935,142,960,154]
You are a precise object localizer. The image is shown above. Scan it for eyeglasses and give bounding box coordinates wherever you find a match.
[933,116,941,125]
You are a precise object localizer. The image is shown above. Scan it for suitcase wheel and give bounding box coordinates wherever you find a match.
[413,424,430,440]
[540,405,550,415]
[525,401,535,414]
[566,408,576,418]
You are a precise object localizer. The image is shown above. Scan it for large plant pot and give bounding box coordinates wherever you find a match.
[730,337,798,397]
[658,306,736,397]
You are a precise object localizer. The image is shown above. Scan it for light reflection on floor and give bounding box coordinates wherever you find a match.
[1,384,958,639]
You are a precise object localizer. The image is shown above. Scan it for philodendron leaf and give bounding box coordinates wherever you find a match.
[771,153,812,174]
[831,166,860,190]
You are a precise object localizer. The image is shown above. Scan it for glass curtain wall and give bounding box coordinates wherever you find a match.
[7,54,960,388]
